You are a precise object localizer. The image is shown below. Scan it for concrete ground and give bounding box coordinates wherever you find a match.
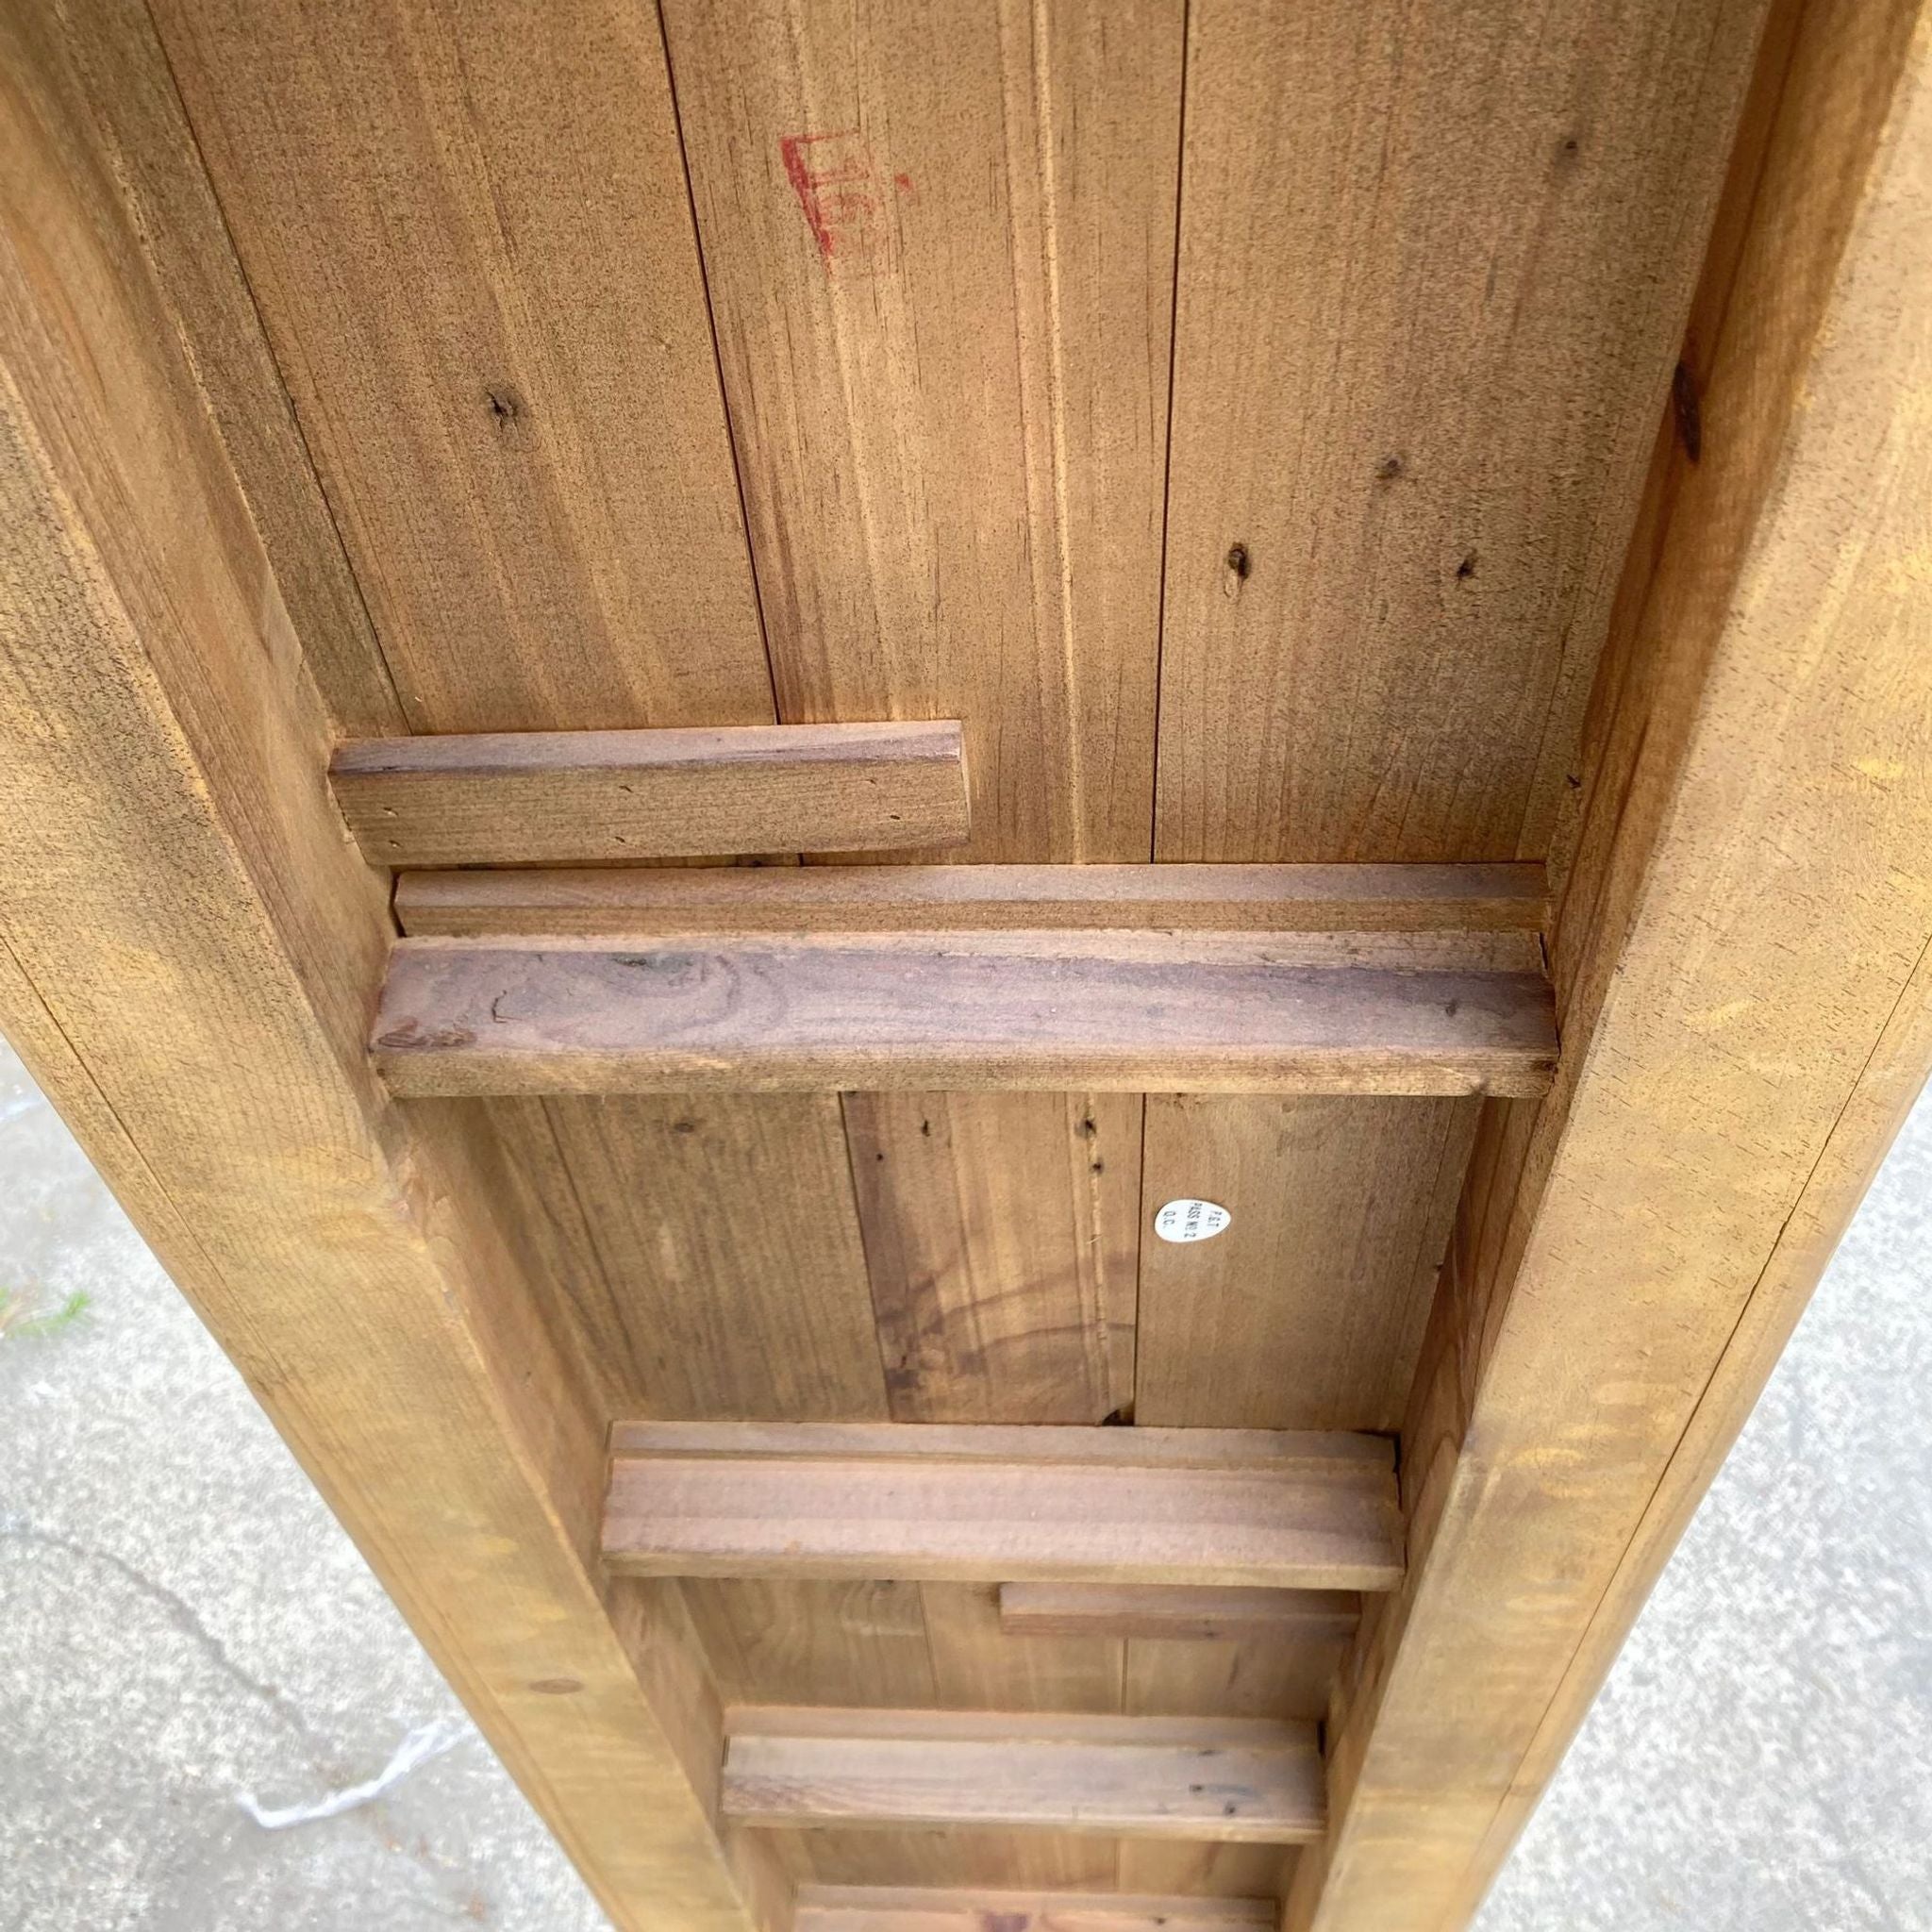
[1,1030,1926,1930]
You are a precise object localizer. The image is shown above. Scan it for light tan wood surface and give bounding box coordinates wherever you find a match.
[723,1710,1324,1842]
[1155,0,1770,865]
[658,0,1176,865]
[147,0,774,735]
[605,1424,1402,1590]
[331,723,970,865]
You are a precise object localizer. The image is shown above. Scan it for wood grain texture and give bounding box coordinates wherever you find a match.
[1154,0,1771,863]
[0,16,778,1921]
[769,1829,1121,1898]
[1292,8,1932,1926]
[684,1578,938,1710]
[396,862,1547,937]
[844,1092,1140,1422]
[372,934,1558,1099]
[723,1710,1324,1842]
[149,0,774,733]
[999,1586,1358,1645]
[330,723,968,864]
[478,1095,887,1421]
[795,1888,1274,1932]
[22,0,402,736]
[603,1424,1402,1590]
[1136,1096,1479,1431]
[659,0,1178,861]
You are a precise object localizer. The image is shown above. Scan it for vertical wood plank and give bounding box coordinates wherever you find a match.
[1155,0,1771,863]
[689,1578,937,1709]
[660,0,1178,860]
[1136,1097,1477,1432]
[844,1092,1141,1424]
[149,0,774,731]
[505,1094,890,1421]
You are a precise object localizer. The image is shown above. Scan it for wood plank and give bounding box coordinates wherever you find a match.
[330,723,969,865]
[794,1885,1274,1932]
[1136,1096,1479,1431]
[1116,1845,1293,1908]
[395,862,1547,938]
[1154,0,1771,863]
[479,1095,888,1420]
[0,16,778,1923]
[684,1579,938,1710]
[372,933,1558,1099]
[18,0,402,739]
[148,0,774,733]
[1000,1586,1358,1645]
[658,0,1178,862]
[722,1709,1324,1843]
[603,1424,1402,1590]
[843,1092,1140,1422]
[771,1829,1122,1896]
[1291,8,1932,1926]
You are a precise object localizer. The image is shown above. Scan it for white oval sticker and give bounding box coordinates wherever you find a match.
[1154,1198,1231,1243]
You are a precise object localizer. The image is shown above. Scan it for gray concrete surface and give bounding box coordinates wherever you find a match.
[1,1028,1926,1930]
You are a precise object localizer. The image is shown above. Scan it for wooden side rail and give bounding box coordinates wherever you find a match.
[997,1582,1361,1642]
[794,1889,1276,1932]
[329,721,969,864]
[394,859,1548,936]
[603,1423,1403,1590]
[723,1708,1324,1842]
[372,928,1557,1098]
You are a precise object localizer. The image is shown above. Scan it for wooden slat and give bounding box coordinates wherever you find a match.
[372,932,1557,1098]
[722,1709,1324,1843]
[844,1091,1140,1422]
[1136,1096,1479,1431]
[658,0,1177,862]
[148,0,773,733]
[1153,0,1770,863]
[603,1424,1402,1591]
[330,723,969,866]
[794,1885,1275,1932]
[1000,1585,1359,1645]
[394,862,1547,937]
[1291,9,1932,1927]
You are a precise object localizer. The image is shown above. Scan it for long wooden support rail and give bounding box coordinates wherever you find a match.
[793,1889,1277,1932]
[997,1582,1361,1642]
[602,1423,1403,1590]
[722,1708,1324,1843]
[393,859,1547,937]
[371,933,1557,1100]
[329,721,970,864]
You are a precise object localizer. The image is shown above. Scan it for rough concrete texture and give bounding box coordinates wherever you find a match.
[1,1028,1926,1930]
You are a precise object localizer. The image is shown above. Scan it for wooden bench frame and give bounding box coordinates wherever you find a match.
[3,4,1927,1931]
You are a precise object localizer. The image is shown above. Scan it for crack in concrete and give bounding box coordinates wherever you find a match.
[0,1509,496,1922]
[0,1511,331,1758]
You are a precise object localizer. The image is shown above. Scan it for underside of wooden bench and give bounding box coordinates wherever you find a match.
[3,3,1928,1930]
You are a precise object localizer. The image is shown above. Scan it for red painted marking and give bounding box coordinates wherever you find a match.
[780,131,905,268]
